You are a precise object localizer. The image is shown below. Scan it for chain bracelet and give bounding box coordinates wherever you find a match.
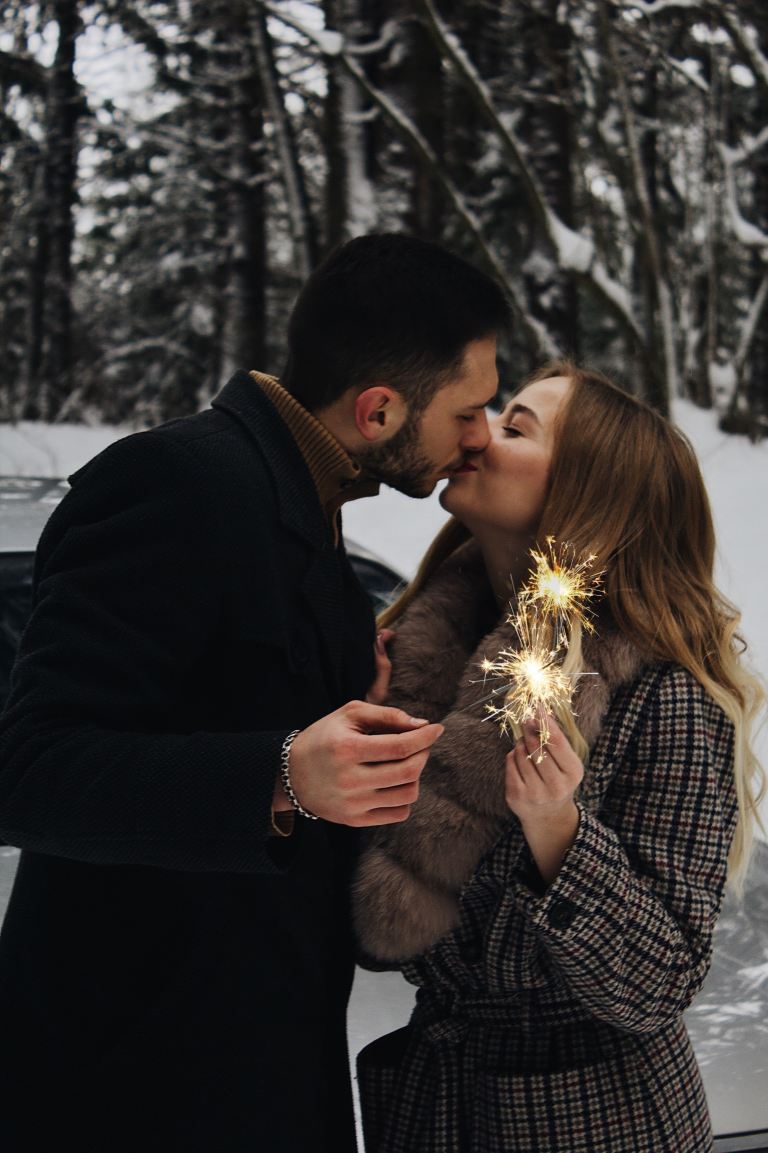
[279,729,319,820]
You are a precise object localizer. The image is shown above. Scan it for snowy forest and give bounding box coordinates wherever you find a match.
[1,0,767,430]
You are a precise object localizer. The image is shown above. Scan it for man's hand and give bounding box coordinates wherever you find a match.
[280,700,443,826]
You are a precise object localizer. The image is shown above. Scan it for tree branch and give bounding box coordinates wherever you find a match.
[418,0,652,359]
[256,0,559,358]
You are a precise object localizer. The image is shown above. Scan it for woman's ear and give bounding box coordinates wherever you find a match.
[354,386,407,442]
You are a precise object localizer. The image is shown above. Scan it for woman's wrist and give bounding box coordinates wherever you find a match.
[519,801,580,887]
[519,798,579,832]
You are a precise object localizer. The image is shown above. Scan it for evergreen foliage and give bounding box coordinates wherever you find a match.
[0,0,766,427]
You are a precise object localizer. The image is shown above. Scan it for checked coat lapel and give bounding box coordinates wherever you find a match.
[212,371,350,697]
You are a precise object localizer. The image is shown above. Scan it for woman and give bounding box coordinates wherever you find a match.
[354,363,764,1153]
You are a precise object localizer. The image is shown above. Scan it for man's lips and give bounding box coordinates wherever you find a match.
[451,460,479,474]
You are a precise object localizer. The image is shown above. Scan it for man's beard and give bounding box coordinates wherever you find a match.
[356,417,438,498]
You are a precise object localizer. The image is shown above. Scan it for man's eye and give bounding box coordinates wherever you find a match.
[459,414,476,423]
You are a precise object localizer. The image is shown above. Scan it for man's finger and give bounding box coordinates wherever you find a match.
[371,780,420,807]
[361,804,413,826]
[363,749,429,789]
[355,723,443,764]
[345,701,434,733]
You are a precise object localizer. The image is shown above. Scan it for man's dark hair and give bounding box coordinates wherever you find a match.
[281,233,510,413]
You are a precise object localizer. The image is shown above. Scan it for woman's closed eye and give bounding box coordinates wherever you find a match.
[502,425,523,437]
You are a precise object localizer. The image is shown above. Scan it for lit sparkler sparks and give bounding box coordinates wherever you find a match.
[481,615,571,754]
[477,539,603,759]
[520,536,602,645]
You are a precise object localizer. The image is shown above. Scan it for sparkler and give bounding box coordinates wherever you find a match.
[478,539,603,760]
[520,536,602,646]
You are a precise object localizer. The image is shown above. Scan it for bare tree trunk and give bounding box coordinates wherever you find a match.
[599,0,674,414]
[697,33,721,408]
[210,0,267,389]
[745,5,768,419]
[519,0,580,355]
[24,162,47,420]
[38,0,82,420]
[322,0,377,252]
[251,9,317,278]
[386,0,445,240]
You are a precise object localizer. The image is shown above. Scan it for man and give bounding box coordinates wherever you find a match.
[0,234,508,1152]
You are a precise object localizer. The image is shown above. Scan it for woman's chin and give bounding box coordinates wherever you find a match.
[439,485,471,525]
[439,484,457,512]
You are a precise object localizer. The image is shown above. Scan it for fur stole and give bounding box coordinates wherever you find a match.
[353,541,649,963]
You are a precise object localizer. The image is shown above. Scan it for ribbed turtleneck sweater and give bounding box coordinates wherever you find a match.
[250,371,379,543]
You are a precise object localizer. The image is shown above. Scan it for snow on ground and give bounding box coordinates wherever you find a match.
[1,400,767,827]
[0,421,131,478]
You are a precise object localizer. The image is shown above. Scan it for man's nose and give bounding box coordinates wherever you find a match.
[461,409,491,452]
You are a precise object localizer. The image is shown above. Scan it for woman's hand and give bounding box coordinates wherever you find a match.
[505,714,584,885]
[366,629,395,705]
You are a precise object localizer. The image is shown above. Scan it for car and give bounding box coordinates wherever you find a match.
[0,475,404,709]
[0,474,766,1152]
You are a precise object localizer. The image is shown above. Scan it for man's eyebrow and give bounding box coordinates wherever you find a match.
[505,402,540,424]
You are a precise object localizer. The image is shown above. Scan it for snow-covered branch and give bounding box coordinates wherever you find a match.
[250,9,316,279]
[623,0,768,96]
[256,0,559,359]
[720,6,768,95]
[419,0,649,352]
[667,54,709,94]
[623,0,701,14]
[339,53,557,358]
[602,0,678,400]
[718,142,768,250]
[346,20,399,57]
[735,271,768,378]
[260,2,344,57]
[721,126,768,168]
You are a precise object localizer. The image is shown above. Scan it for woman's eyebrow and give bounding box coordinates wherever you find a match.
[505,402,540,425]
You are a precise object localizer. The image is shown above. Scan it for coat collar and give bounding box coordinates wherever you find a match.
[353,545,653,962]
[212,370,330,550]
[212,371,374,692]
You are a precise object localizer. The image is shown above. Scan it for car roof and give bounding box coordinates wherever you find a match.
[0,477,69,553]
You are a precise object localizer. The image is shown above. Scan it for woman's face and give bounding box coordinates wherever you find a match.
[441,375,571,538]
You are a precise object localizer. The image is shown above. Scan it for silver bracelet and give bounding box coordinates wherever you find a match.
[279,729,319,820]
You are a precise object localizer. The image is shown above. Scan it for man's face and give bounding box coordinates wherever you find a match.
[359,336,499,498]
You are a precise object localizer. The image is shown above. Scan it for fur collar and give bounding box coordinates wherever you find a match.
[353,542,649,962]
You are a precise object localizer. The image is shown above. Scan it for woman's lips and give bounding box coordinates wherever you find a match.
[451,460,478,474]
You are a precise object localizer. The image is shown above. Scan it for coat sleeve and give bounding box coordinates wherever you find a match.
[0,431,296,874]
[503,665,738,1033]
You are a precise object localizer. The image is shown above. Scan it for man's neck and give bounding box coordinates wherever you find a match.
[251,372,379,542]
[312,399,363,458]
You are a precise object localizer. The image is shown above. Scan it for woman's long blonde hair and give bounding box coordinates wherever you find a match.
[381,361,765,889]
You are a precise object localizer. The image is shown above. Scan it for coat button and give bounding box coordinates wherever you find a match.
[546,897,577,930]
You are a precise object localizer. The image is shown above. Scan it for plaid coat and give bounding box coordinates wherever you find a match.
[355,545,737,1153]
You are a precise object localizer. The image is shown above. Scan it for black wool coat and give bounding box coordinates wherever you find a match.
[0,372,376,1153]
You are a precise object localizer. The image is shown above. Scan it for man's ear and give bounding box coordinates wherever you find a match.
[353,386,406,442]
